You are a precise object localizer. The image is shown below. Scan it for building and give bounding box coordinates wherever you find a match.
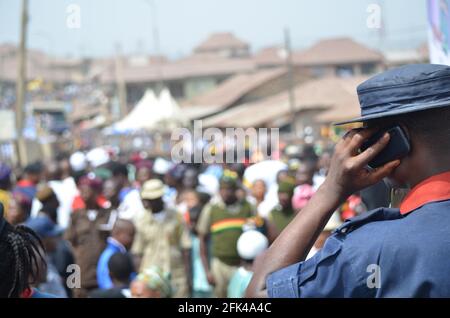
[0,43,87,84]
[384,43,429,68]
[182,66,312,117]
[94,52,256,105]
[200,76,367,139]
[193,32,250,58]
[253,46,288,69]
[293,37,385,77]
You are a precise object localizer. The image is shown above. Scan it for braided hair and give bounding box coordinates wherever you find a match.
[0,204,45,298]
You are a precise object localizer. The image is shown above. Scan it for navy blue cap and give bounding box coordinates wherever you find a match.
[25,215,63,238]
[335,64,450,125]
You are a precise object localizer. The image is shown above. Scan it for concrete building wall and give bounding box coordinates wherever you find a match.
[183,76,220,100]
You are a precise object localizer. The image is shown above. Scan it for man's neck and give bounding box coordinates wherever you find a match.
[281,206,294,215]
[108,237,127,251]
[409,163,450,189]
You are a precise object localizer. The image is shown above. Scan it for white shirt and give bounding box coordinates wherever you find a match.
[30,177,79,229]
[117,188,145,222]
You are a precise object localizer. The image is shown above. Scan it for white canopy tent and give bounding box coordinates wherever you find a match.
[157,88,189,129]
[105,89,188,134]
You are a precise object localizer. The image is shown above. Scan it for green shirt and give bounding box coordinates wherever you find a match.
[268,205,295,234]
[197,198,254,266]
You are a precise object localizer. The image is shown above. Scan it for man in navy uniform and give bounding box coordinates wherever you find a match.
[246,64,450,297]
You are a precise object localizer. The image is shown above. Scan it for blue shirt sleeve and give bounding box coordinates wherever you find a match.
[266,235,365,298]
[97,249,114,290]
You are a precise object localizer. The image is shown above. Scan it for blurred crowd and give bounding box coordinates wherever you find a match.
[0,142,372,298]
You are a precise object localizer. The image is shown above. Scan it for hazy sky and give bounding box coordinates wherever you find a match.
[0,0,428,59]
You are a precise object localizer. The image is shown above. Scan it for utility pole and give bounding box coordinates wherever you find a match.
[114,44,128,118]
[284,27,298,137]
[15,0,29,166]
[145,0,164,91]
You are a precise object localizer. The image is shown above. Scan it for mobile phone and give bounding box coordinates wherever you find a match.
[360,126,410,169]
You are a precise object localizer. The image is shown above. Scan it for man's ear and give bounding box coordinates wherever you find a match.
[399,123,411,141]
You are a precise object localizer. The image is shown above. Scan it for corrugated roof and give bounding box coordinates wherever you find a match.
[253,46,287,67]
[0,44,84,83]
[98,55,256,83]
[194,32,249,53]
[188,67,287,109]
[202,75,367,127]
[293,37,384,66]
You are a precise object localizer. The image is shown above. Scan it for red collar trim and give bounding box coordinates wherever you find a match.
[21,288,34,298]
[17,179,35,187]
[400,171,450,215]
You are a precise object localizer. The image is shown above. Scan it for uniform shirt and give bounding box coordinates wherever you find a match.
[196,197,255,265]
[65,208,112,289]
[132,208,191,297]
[267,205,295,234]
[267,171,450,297]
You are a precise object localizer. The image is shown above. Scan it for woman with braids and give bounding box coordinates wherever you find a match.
[0,203,54,298]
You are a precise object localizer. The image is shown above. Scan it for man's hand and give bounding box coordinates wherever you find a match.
[324,128,401,201]
[247,128,402,298]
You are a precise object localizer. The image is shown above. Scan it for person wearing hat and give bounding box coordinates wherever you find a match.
[227,230,268,298]
[131,179,192,298]
[33,184,76,297]
[65,175,113,297]
[14,162,44,203]
[247,64,450,298]
[34,184,60,224]
[196,171,256,298]
[130,265,173,298]
[266,179,297,243]
[25,215,68,297]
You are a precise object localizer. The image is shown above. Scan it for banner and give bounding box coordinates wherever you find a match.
[0,110,16,141]
[428,0,450,65]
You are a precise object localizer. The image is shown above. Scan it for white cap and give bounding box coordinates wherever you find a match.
[86,148,110,168]
[237,230,268,261]
[70,151,87,172]
[153,157,173,175]
[197,173,219,196]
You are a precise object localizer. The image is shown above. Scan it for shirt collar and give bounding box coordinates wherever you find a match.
[400,171,450,215]
[17,179,35,187]
[107,237,127,253]
[151,210,167,223]
[20,287,34,298]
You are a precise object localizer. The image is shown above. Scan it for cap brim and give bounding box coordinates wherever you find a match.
[334,101,450,125]
[48,226,64,237]
[141,190,165,200]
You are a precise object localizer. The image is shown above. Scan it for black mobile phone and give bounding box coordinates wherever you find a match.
[360,126,411,169]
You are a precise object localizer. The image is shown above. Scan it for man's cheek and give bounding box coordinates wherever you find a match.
[384,170,407,189]
[387,161,410,186]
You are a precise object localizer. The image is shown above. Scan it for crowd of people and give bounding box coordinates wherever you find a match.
[0,141,372,298]
[1,63,449,299]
